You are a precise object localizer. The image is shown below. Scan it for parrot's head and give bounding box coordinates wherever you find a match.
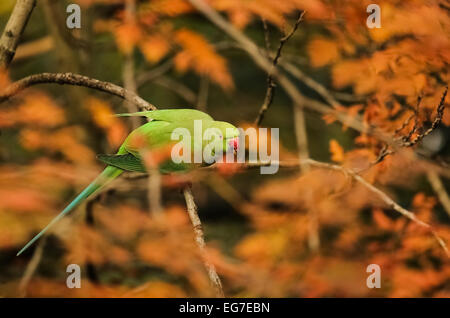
[218,121,240,154]
[206,121,240,156]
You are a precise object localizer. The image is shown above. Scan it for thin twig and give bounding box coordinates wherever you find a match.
[136,59,174,87]
[360,87,448,172]
[0,72,156,111]
[183,185,224,297]
[402,95,423,143]
[402,87,448,147]
[272,12,304,67]
[254,12,304,126]
[281,61,341,108]
[243,160,449,257]
[18,237,46,297]
[254,80,276,126]
[123,0,140,129]
[153,76,197,105]
[427,170,450,218]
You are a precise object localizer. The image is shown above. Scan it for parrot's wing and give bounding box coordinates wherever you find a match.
[115,109,214,122]
[97,154,147,172]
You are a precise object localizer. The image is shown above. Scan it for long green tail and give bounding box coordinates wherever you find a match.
[16,166,123,256]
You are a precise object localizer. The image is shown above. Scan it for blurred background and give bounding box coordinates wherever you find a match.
[0,0,449,297]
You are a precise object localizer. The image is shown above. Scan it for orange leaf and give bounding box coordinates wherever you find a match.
[329,139,345,162]
[140,35,171,63]
[174,29,233,90]
[308,37,340,67]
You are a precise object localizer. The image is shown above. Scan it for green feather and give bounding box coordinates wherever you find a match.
[97,154,146,173]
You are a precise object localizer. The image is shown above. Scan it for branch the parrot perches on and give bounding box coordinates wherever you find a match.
[17,109,240,256]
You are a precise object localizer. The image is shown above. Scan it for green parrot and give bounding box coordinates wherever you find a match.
[17,109,240,256]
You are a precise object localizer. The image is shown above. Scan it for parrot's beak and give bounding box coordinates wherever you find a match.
[228,137,239,155]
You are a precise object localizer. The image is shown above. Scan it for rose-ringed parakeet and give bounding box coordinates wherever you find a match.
[17,109,240,256]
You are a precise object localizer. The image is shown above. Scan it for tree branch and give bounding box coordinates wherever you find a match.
[183,185,224,297]
[18,237,46,297]
[136,59,174,87]
[243,160,449,258]
[123,0,141,129]
[427,170,450,218]
[254,12,305,126]
[0,0,36,68]
[360,87,448,172]
[281,61,341,108]
[0,72,156,111]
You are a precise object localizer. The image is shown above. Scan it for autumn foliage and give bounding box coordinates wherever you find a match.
[0,0,449,298]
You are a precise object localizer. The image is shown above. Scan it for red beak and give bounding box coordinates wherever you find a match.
[228,137,239,153]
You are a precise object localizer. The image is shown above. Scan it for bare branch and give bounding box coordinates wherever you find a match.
[254,12,305,126]
[0,0,36,68]
[0,72,156,111]
[183,185,224,297]
[243,159,449,257]
[402,87,448,147]
[153,76,197,105]
[136,59,174,87]
[281,61,341,108]
[273,12,304,66]
[427,171,450,218]
[123,0,141,129]
[18,237,46,297]
[363,87,448,171]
